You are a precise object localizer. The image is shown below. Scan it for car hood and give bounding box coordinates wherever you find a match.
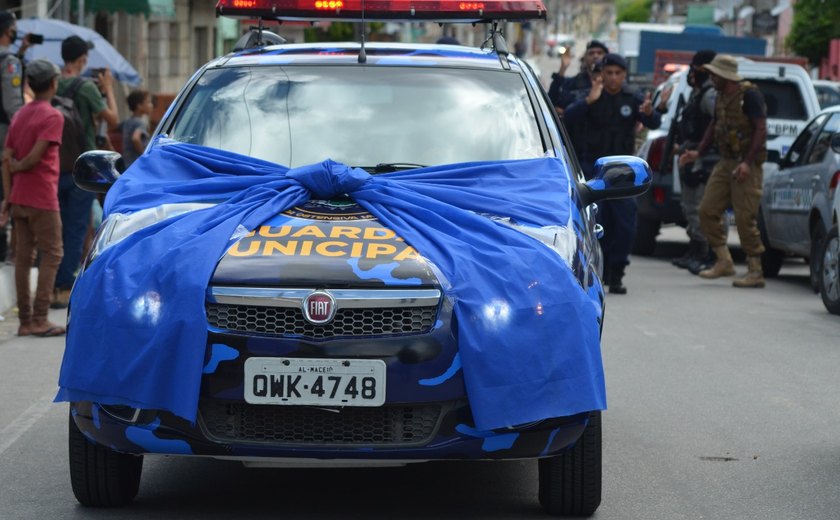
[211,199,439,287]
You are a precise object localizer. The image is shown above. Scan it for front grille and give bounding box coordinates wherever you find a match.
[206,303,436,338]
[200,401,442,446]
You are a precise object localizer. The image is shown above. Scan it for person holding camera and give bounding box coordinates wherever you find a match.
[51,35,119,308]
[563,53,663,294]
[546,40,609,161]
[0,10,37,263]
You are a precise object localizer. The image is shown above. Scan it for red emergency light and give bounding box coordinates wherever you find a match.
[216,0,546,21]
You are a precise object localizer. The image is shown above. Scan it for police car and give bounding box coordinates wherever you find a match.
[63,1,651,516]
[759,105,840,289]
[817,130,840,315]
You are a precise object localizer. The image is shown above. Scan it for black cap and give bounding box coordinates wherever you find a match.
[586,40,609,53]
[600,53,627,70]
[61,35,94,63]
[691,49,717,67]
[0,11,16,33]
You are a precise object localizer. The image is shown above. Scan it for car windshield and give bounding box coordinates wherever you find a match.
[166,65,545,168]
[752,79,808,120]
[815,84,840,109]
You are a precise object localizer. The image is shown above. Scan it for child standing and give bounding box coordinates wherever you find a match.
[121,89,153,167]
[0,59,65,336]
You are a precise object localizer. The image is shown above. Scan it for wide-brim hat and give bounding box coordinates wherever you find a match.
[703,54,742,82]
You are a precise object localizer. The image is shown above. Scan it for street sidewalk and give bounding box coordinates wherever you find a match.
[0,262,38,317]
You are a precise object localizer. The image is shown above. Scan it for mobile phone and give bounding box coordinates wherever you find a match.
[28,33,44,45]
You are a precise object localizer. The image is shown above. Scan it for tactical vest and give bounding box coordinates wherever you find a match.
[580,87,638,161]
[679,84,713,145]
[713,81,766,164]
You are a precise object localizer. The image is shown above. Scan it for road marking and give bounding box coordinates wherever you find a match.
[0,393,56,458]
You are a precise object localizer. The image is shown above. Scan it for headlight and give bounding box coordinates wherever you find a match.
[88,203,216,261]
[488,215,577,268]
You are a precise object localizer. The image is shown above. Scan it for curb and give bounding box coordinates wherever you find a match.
[0,264,39,317]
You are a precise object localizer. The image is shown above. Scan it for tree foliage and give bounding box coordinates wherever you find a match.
[616,0,653,23]
[787,0,840,65]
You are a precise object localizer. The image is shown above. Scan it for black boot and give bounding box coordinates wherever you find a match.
[687,243,714,275]
[608,264,627,295]
[671,240,697,269]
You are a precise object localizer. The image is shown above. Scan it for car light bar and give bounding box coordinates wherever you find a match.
[216,0,546,21]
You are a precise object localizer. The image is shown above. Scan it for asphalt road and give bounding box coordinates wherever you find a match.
[1,227,838,519]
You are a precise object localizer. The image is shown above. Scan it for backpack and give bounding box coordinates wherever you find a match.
[51,78,90,173]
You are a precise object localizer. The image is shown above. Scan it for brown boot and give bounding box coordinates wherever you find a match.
[699,246,736,279]
[732,256,765,288]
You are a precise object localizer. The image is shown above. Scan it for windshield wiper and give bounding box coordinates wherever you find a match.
[357,163,428,174]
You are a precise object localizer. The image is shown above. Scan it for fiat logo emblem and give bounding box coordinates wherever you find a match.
[303,291,336,325]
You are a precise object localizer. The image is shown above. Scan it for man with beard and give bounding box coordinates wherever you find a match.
[679,54,768,288]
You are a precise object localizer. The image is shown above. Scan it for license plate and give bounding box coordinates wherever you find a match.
[244,358,386,407]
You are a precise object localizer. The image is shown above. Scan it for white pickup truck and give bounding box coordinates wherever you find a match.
[634,58,820,255]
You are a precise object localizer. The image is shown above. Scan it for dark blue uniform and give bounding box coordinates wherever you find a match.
[548,71,592,160]
[564,85,661,289]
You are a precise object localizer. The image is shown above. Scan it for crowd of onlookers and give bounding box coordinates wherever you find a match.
[0,11,154,337]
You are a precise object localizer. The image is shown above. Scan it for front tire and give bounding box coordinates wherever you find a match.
[819,225,840,315]
[68,409,143,507]
[538,411,602,517]
[759,211,784,277]
[810,224,826,293]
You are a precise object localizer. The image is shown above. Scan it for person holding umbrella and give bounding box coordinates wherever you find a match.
[51,36,119,308]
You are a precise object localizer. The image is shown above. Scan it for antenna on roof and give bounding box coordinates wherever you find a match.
[481,21,510,70]
[358,0,367,63]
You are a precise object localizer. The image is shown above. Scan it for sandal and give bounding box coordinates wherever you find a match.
[31,324,66,337]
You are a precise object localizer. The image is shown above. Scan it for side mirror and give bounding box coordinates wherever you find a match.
[831,133,840,154]
[73,150,125,193]
[580,155,651,206]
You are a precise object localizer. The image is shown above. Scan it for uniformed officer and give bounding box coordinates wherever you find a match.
[670,50,718,274]
[548,39,608,112]
[564,53,662,294]
[547,40,608,161]
[0,10,32,262]
[679,54,768,288]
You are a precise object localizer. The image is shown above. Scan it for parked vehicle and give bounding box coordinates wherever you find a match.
[759,106,840,288]
[817,133,840,314]
[634,58,821,254]
[813,79,840,109]
[545,33,574,57]
[61,0,652,516]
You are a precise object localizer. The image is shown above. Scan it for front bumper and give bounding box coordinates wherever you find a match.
[71,400,589,461]
[71,292,590,461]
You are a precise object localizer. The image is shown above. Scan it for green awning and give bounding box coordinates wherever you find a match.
[79,0,176,18]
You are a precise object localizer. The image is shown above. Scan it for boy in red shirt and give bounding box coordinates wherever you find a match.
[0,59,65,336]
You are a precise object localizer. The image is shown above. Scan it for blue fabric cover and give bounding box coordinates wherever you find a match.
[56,141,605,430]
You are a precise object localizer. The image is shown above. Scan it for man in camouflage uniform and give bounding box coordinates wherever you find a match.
[0,11,32,262]
[679,54,768,288]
